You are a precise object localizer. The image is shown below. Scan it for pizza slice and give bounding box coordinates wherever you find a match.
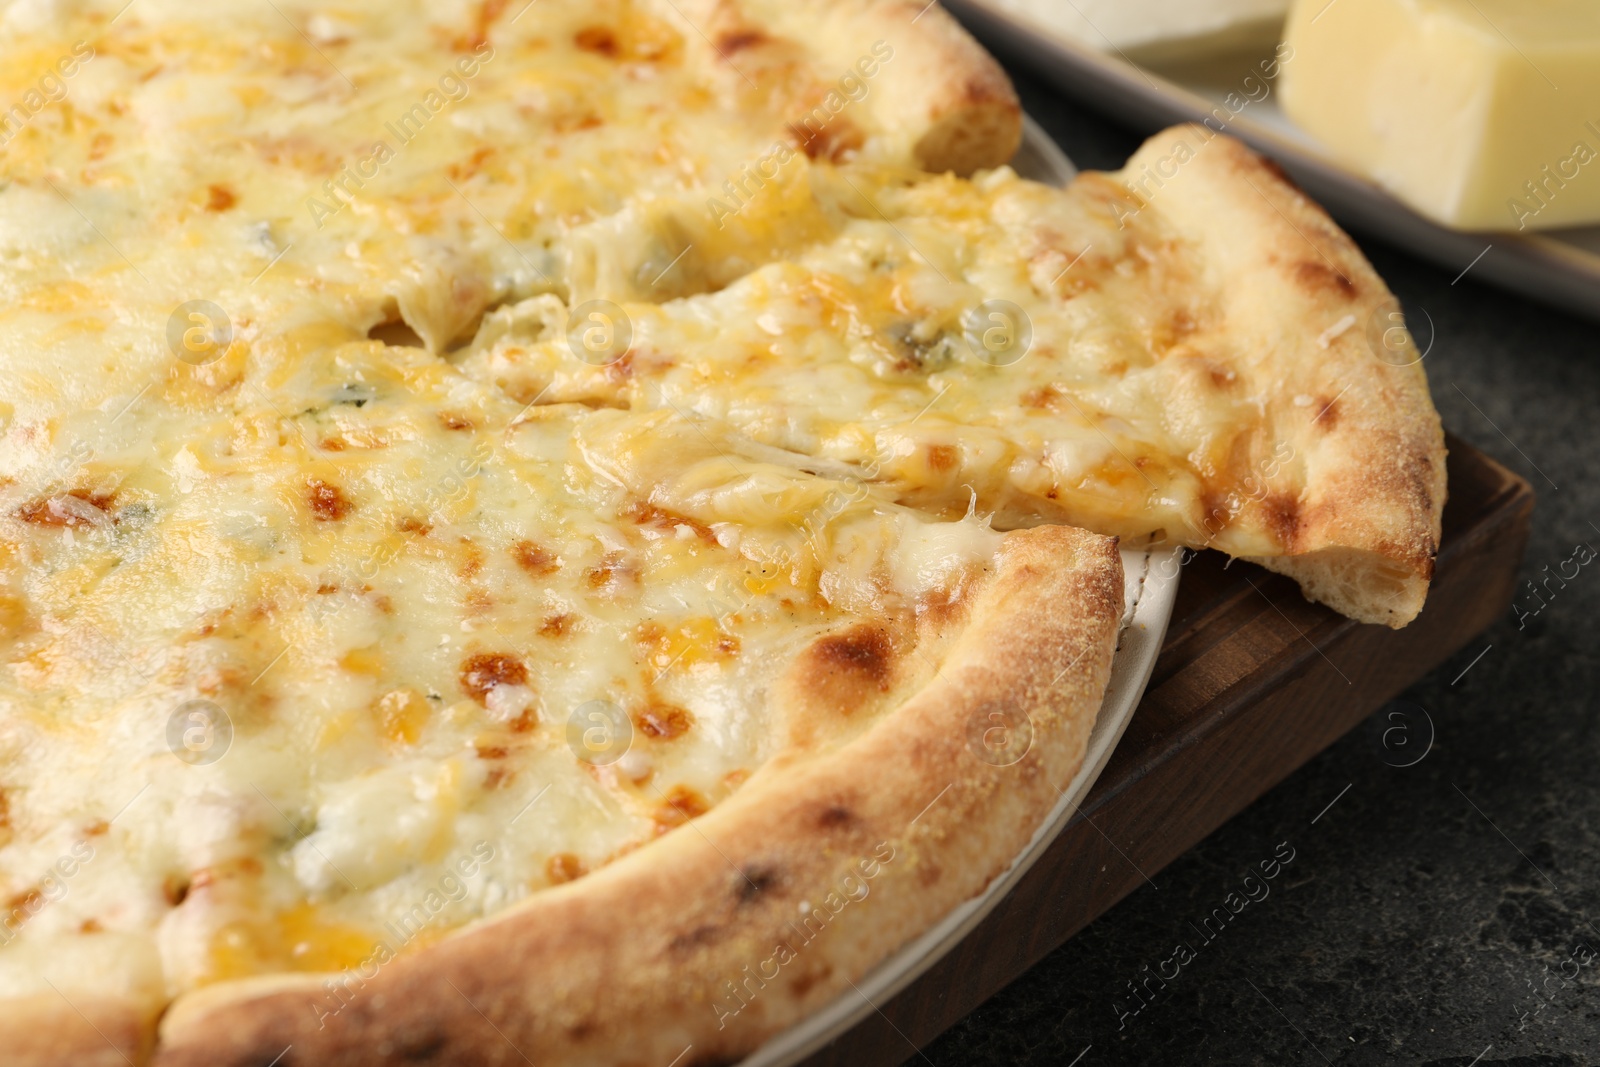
[457,128,1446,626]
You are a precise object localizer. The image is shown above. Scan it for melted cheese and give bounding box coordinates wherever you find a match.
[0,0,1004,1011]
[456,163,1299,556]
[0,333,981,1001]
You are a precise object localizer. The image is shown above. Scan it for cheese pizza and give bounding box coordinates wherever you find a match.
[0,0,1441,1063]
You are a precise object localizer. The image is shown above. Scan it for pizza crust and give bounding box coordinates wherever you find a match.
[673,0,1022,174]
[1113,126,1447,627]
[1,994,151,1067]
[149,524,1122,1066]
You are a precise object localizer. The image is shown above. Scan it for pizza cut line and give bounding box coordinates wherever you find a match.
[0,1,1443,1064]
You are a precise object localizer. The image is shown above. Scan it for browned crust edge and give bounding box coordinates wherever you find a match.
[858,0,1025,173]
[145,524,1122,1067]
[673,0,1022,174]
[1115,125,1447,627]
[0,993,153,1067]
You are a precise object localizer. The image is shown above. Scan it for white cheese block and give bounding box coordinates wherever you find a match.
[1281,0,1600,231]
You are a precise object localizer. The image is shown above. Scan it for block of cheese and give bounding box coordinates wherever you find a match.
[1280,0,1600,232]
[988,0,1289,64]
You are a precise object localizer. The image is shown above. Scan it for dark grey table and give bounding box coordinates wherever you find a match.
[924,69,1600,1067]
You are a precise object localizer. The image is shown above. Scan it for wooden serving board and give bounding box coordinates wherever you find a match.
[799,433,1533,1066]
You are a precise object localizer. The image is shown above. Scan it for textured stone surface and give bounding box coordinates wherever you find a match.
[924,68,1600,1067]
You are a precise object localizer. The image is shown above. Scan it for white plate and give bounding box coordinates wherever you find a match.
[737,123,1178,1067]
[948,0,1600,324]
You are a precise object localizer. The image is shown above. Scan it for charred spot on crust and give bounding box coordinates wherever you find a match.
[1311,395,1340,429]
[816,804,855,830]
[398,516,431,535]
[1292,259,1357,299]
[786,622,905,734]
[573,26,618,56]
[459,653,528,704]
[814,625,893,694]
[669,922,721,955]
[918,582,974,629]
[1260,492,1301,548]
[306,479,353,521]
[636,701,693,740]
[788,964,833,998]
[393,1027,448,1061]
[736,864,780,903]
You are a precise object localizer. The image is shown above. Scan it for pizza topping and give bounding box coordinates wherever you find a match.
[653,786,711,833]
[546,853,587,884]
[460,653,530,705]
[574,26,620,57]
[635,701,694,741]
[374,688,430,746]
[16,491,115,528]
[512,541,562,576]
[306,480,354,522]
